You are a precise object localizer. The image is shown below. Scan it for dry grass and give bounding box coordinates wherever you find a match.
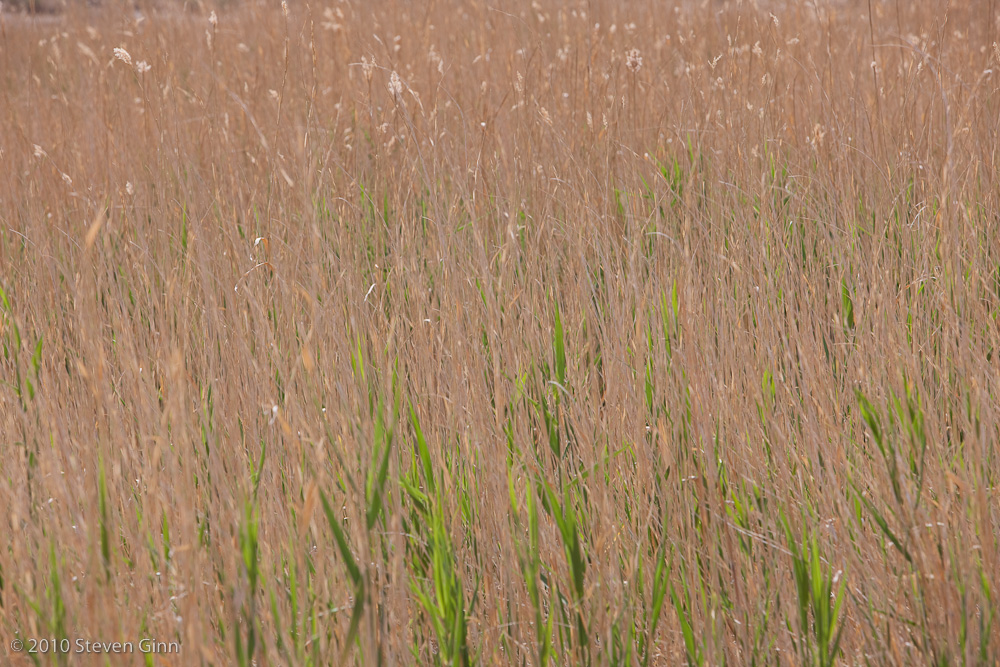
[1,1,999,664]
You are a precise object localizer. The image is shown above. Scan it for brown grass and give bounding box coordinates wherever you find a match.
[1,1,999,665]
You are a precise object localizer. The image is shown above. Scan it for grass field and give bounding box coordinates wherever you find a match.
[1,1,999,664]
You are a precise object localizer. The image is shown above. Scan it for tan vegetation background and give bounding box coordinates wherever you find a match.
[1,0,999,664]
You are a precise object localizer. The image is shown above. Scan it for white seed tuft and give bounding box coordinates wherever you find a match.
[625,48,642,74]
[388,71,403,97]
[113,47,132,67]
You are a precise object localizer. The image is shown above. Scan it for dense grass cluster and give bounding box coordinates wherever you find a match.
[1,1,999,664]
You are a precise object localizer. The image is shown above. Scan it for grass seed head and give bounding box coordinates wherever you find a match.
[388,70,403,97]
[113,47,132,67]
[626,47,643,73]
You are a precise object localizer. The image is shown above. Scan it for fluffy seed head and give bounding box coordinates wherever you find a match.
[388,71,403,96]
[361,56,376,83]
[625,48,642,73]
[113,47,132,67]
